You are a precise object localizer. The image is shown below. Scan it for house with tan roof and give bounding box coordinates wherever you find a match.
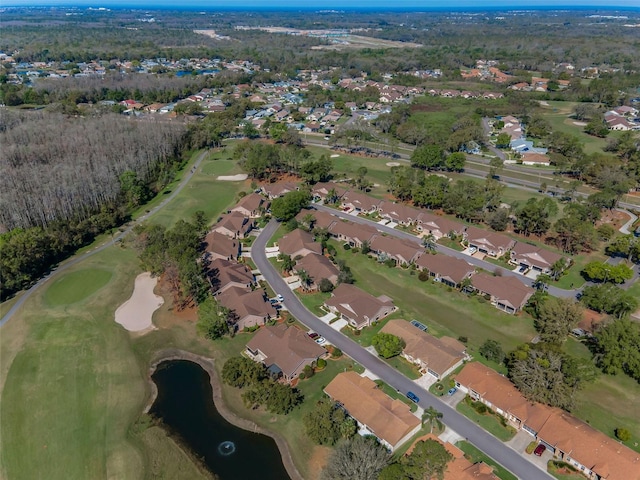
[380,319,467,379]
[521,152,551,166]
[324,371,421,451]
[295,208,337,230]
[329,220,378,248]
[311,182,348,203]
[470,273,534,314]
[324,283,395,330]
[340,190,382,214]
[216,286,277,331]
[466,226,516,258]
[231,193,270,218]
[278,229,322,258]
[295,253,339,289]
[369,235,424,266]
[455,363,640,480]
[417,212,466,240]
[245,324,327,383]
[204,231,241,261]
[261,181,299,199]
[415,254,475,288]
[378,202,424,226]
[510,242,564,276]
[212,211,254,239]
[206,258,254,295]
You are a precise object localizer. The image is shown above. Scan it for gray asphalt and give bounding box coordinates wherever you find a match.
[252,219,553,480]
[0,150,210,328]
[311,204,575,299]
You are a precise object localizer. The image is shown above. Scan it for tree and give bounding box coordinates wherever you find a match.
[271,190,311,221]
[485,208,510,231]
[479,339,505,364]
[196,296,230,340]
[592,318,640,382]
[606,235,640,263]
[303,398,356,445]
[371,333,405,359]
[580,284,638,317]
[616,428,632,442]
[318,277,334,293]
[535,297,583,345]
[444,152,466,172]
[269,122,288,141]
[495,133,511,148]
[222,356,267,388]
[582,261,634,284]
[422,406,443,433]
[411,144,445,170]
[278,253,294,274]
[515,198,556,237]
[401,438,452,480]
[321,435,390,480]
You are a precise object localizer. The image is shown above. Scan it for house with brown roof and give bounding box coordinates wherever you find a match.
[470,273,534,314]
[216,286,278,331]
[521,153,551,166]
[278,229,322,258]
[455,363,640,480]
[378,202,423,226]
[380,320,467,379]
[466,226,516,258]
[328,220,378,248]
[245,324,326,383]
[206,258,254,295]
[261,181,299,199]
[295,208,337,230]
[340,190,382,214]
[369,235,424,266]
[324,283,396,330]
[311,182,348,203]
[510,243,564,276]
[204,231,242,261]
[231,193,269,218]
[213,211,254,239]
[324,371,421,451]
[295,253,340,289]
[415,254,475,288]
[417,212,466,240]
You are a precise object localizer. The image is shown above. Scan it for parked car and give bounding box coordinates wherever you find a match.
[518,265,527,273]
[469,247,477,254]
[276,294,284,302]
[447,387,458,396]
[315,337,326,345]
[308,332,319,339]
[534,444,546,456]
[406,391,420,403]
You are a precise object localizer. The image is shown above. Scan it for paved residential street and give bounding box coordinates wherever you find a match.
[252,219,554,480]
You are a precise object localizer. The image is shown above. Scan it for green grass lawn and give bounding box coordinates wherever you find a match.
[456,400,517,442]
[43,268,113,306]
[456,441,518,480]
[553,251,607,289]
[297,291,331,317]
[386,355,422,380]
[375,379,418,411]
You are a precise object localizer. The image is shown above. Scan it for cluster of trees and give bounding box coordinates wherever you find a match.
[221,356,303,415]
[196,296,239,340]
[321,435,391,480]
[134,213,207,308]
[378,438,452,480]
[410,145,465,172]
[303,398,357,446]
[582,261,634,284]
[591,318,640,383]
[271,190,313,222]
[579,284,638,318]
[606,234,640,263]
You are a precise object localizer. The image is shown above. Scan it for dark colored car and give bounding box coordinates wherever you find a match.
[406,391,420,403]
[534,444,546,456]
[308,332,319,339]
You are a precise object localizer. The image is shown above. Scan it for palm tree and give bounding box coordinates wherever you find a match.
[422,406,443,433]
[422,234,437,252]
[296,269,312,291]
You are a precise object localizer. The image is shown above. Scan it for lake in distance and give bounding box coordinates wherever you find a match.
[150,359,291,480]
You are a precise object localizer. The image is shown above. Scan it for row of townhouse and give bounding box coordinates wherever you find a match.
[455,363,640,480]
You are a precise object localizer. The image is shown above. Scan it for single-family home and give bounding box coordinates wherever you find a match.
[369,235,424,266]
[245,324,327,383]
[380,320,467,379]
[417,212,466,240]
[415,254,475,288]
[340,190,383,214]
[231,193,269,218]
[261,181,299,199]
[295,253,340,289]
[311,182,348,203]
[470,273,534,314]
[328,220,378,248]
[521,152,551,166]
[204,231,242,261]
[213,212,254,239]
[324,371,421,452]
[378,202,424,226]
[206,258,254,295]
[324,283,395,330]
[295,208,337,230]
[216,286,278,330]
[510,243,564,276]
[466,226,516,258]
[278,229,322,258]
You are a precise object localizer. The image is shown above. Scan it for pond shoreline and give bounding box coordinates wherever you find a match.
[145,348,303,480]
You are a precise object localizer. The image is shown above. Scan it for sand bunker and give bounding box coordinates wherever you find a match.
[573,121,588,126]
[217,174,248,181]
[330,154,340,158]
[115,272,163,332]
[386,162,401,167]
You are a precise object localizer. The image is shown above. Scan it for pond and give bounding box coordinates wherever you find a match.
[150,360,291,480]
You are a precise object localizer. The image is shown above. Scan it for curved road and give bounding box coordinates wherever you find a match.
[312,204,575,299]
[252,219,553,480]
[0,150,210,328]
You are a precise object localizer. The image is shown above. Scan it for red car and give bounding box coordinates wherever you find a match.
[534,444,546,456]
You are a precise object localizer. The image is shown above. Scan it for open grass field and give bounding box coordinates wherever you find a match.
[456,441,518,480]
[43,268,113,306]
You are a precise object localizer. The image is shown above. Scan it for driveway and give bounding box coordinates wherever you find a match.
[252,220,553,480]
[507,430,553,471]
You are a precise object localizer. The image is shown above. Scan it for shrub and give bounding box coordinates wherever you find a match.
[299,372,306,380]
[331,347,343,358]
[458,336,468,344]
[343,244,351,250]
[317,358,327,369]
[616,428,632,442]
[303,364,315,378]
[418,271,430,282]
[525,441,538,454]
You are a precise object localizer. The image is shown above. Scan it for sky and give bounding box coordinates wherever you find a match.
[3,0,640,9]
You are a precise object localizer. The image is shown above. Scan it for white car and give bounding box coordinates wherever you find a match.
[276,294,284,302]
[315,337,326,345]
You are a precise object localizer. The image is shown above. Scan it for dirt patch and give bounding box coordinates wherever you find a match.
[306,445,331,480]
[596,209,630,230]
[578,309,606,333]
